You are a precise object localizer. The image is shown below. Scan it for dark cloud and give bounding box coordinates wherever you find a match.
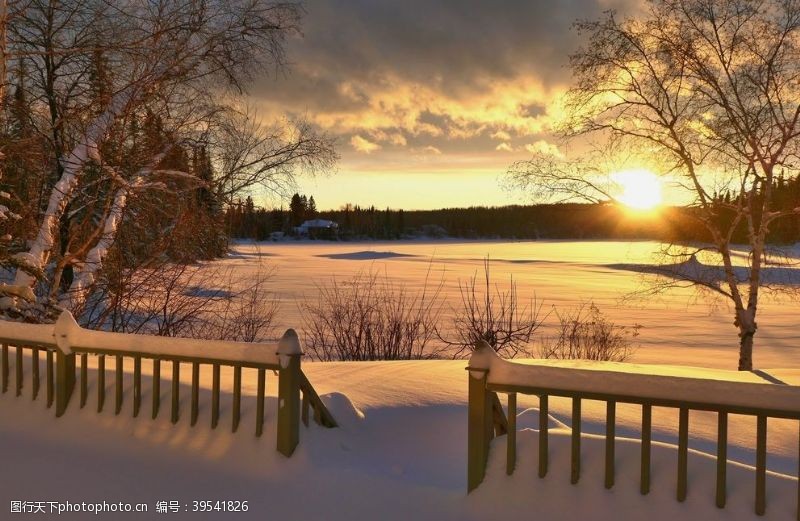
[251,0,640,157]
[263,1,632,95]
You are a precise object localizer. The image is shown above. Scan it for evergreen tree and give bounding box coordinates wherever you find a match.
[307,195,318,219]
[289,192,305,227]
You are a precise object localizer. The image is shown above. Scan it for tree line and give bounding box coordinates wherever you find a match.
[226,174,800,243]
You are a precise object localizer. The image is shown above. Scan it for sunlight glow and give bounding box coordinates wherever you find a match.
[613,169,663,210]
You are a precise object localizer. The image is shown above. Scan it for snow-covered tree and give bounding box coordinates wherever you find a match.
[0,0,335,322]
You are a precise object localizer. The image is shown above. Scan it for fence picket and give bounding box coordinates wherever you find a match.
[171,361,180,424]
[232,365,241,433]
[641,403,652,495]
[16,345,23,396]
[45,349,53,407]
[1,343,7,393]
[114,355,123,415]
[571,397,581,485]
[152,359,160,419]
[132,357,141,417]
[31,348,39,400]
[716,412,728,508]
[539,394,548,478]
[256,368,265,437]
[191,362,199,426]
[97,355,105,412]
[211,364,220,429]
[80,354,88,408]
[506,392,517,476]
[605,401,616,489]
[756,415,767,516]
[677,407,689,502]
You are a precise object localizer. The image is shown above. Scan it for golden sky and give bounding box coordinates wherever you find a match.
[250,0,646,210]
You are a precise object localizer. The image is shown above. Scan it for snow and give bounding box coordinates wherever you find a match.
[0,354,797,520]
[611,253,800,286]
[0,312,282,366]
[214,240,800,371]
[470,341,800,414]
[0,282,35,303]
[2,240,799,519]
[0,320,57,347]
[277,328,303,368]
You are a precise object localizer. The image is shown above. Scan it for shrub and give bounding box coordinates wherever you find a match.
[82,260,278,342]
[301,269,444,361]
[537,301,639,362]
[439,258,546,358]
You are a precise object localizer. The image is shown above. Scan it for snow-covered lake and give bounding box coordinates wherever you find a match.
[216,240,800,371]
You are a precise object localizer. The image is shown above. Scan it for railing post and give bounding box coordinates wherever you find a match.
[55,351,76,417]
[467,340,497,493]
[277,329,303,457]
[53,311,78,417]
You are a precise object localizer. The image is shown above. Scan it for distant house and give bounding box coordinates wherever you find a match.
[295,219,339,239]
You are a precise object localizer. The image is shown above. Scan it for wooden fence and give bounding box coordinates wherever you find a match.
[466,341,800,519]
[0,311,336,457]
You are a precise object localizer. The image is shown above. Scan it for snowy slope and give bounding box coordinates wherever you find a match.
[1,357,797,520]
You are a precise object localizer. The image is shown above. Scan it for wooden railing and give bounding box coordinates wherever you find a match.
[0,311,335,456]
[466,341,800,519]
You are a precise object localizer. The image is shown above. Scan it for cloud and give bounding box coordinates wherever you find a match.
[491,130,512,141]
[350,135,382,154]
[417,145,442,155]
[524,140,563,157]
[249,0,642,164]
[495,142,513,152]
[369,129,407,146]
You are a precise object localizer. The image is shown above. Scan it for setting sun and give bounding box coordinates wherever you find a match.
[613,169,663,210]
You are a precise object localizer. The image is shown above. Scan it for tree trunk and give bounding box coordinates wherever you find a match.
[737,314,757,371]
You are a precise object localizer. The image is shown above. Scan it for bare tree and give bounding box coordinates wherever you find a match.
[509,0,800,370]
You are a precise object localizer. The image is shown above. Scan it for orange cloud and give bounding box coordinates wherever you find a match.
[524,140,563,157]
[350,135,382,154]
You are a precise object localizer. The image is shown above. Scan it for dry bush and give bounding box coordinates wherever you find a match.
[197,268,278,342]
[82,260,278,342]
[439,259,546,358]
[537,302,639,362]
[301,269,444,361]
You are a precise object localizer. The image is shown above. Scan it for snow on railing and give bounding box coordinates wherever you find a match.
[466,341,800,519]
[0,312,335,456]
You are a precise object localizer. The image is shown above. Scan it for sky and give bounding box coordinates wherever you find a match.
[250,0,642,211]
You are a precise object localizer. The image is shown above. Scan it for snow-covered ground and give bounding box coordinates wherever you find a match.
[2,240,799,519]
[0,357,798,520]
[226,240,800,370]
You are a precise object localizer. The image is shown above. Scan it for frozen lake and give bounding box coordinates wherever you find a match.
[213,240,800,371]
